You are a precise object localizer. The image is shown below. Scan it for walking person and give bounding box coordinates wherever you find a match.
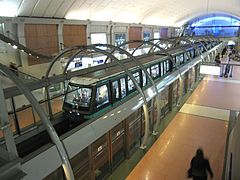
[188,148,214,180]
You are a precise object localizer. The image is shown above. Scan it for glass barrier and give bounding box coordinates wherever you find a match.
[32,88,45,102]
[51,96,64,115]
[34,101,50,122]
[14,94,31,109]
[16,106,35,132]
[48,82,63,98]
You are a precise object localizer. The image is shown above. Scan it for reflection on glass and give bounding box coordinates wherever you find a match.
[65,85,92,108]
[163,61,167,74]
[112,81,119,99]
[95,85,109,108]
[49,83,62,97]
[190,49,195,58]
[184,53,189,61]
[176,53,184,65]
[160,63,164,76]
[142,70,147,86]
[151,64,159,78]
[120,78,126,98]
[143,32,151,41]
[115,33,126,46]
[166,60,170,72]
[128,76,135,91]
[133,72,140,84]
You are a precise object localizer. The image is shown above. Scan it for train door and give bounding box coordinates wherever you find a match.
[168,83,173,111]
[188,68,195,90]
[91,134,110,180]
[195,64,200,82]
[172,79,180,107]
[126,108,142,158]
[70,147,93,180]
[151,97,158,132]
[110,122,126,171]
[182,72,188,96]
[160,86,170,116]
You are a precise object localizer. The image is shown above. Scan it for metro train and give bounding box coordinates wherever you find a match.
[62,40,219,125]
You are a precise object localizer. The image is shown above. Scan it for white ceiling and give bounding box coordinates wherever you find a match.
[0,0,240,26]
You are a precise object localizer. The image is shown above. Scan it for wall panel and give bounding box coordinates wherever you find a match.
[128,27,142,49]
[24,24,59,65]
[63,25,87,48]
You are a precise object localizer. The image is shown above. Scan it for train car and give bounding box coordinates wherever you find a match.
[62,41,216,125]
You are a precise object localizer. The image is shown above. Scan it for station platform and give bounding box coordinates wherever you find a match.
[108,66,240,180]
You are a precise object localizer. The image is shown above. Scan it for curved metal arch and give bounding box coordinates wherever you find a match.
[192,36,221,63]
[117,39,178,70]
[0,64,74,180]
[45,45,85,79]
[63,47,88,73]
[148,38,175,53]
[130,39,174,56]
[63,44,150,149]
[185,37,212,62]
[170,36,204,59]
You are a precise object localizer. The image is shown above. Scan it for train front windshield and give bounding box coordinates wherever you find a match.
[65,84,92,108]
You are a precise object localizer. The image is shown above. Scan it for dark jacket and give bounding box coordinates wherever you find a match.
[190,157,213,178]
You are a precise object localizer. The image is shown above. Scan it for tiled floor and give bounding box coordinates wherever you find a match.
[125,73,240,180]
[126,114,227,180]
[180,103,229,121]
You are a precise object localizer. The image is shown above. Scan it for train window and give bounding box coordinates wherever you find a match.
[163,61,167,74]
[142,70,147,87]
[184,52,189,61]
[65,85,92,108]
[180,53,184,64]
[133,71,140,84]
[147,67,151,83]
[166,60,170,72]
[176,53,183,65]
[95,84,109,108]
[187,51,191,60]
[150,64,159,79]
[160,62,164,76]
[128,76,135,92]
[190,49,195,58]
[112,80,120,100]
[120,78,126,98]
[172,56,176,69]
